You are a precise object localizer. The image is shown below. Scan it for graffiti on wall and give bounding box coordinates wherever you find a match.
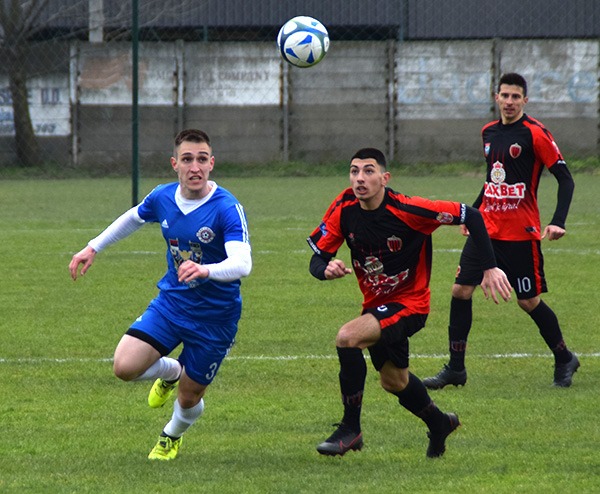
[0,78,70,136]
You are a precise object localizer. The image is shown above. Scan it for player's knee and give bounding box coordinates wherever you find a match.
[518,296,540,313]
[335,326,359,347]
[112,360,140,381]
[452,283,474,299]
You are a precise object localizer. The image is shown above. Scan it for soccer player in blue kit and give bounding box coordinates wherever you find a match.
[69,129,251,460]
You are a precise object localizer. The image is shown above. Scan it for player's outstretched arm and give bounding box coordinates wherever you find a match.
[480,267,512,304]
[69,245,97,281]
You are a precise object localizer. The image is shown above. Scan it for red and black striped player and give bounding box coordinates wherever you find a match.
[424,72,579,391]
[307,148,512,458]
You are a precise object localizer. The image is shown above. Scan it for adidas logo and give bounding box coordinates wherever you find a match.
[161,219,169,228]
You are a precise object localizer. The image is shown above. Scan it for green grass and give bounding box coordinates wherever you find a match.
[0,174,598,493]
[1,155,598,180]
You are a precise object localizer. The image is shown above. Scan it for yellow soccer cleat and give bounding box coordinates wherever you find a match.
[148,435,183,461]
[148,379,178,408]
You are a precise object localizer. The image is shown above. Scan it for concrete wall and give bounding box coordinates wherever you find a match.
[0,38,598,171]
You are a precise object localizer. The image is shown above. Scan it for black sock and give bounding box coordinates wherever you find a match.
[528,300,572,364]
[448,297,472,371]
[336,346,367,432]
[394,373,446,432]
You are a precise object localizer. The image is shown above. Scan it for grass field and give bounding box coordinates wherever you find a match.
[1,173,598,493]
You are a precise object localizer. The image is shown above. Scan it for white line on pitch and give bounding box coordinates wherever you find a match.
[56,247,600,257]
[1,353,599,364]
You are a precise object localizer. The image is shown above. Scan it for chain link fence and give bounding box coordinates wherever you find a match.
[0,0,598,179]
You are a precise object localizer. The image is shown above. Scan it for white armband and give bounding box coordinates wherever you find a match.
[204,241,252,282]
[88,207,145,253]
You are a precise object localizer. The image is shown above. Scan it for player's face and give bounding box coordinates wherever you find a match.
[349,158,390,210]
[496,84,528,124]
[171,141,215,199]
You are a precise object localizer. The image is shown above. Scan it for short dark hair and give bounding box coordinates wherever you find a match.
[174,129,211,156]
[351,147,387,169]
[498,73,528,97]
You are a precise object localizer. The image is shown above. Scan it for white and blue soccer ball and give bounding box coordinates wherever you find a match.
[277,16,330,68]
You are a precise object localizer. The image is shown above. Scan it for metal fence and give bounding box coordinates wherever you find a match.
[0,0,598,179]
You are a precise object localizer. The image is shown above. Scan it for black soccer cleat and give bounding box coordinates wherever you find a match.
[553,353,580,387]
[316,423,363,456]
[423,365,467,390]
[426,412,461,458]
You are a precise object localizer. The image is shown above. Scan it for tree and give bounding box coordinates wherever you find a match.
[0,0,54,167]
[0,1,191,169]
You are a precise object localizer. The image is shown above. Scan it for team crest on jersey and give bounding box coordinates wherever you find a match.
[490,161,506,184]
[509,143,522,159]
[196,226,215,243]
[364,256,384,275]
[169,239,184,267]
[436,212,453,224]
[484,143,491,157]
[387,235,402,252]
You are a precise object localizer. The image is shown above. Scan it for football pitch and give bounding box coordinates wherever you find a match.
[1,173,598,493]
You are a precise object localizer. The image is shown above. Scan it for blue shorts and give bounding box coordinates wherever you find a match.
[128,301,237,386]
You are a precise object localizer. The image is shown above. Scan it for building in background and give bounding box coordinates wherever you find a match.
[1,0,598,172]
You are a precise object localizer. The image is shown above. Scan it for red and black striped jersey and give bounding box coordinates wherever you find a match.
[479,114,565,241]
[307,187,467,313]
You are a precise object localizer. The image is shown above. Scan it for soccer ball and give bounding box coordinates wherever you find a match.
[277,16,329,68]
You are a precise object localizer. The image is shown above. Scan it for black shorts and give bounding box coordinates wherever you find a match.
[363,303,427,371]
[456,236,547,299]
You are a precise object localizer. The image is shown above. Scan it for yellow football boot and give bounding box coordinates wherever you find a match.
[148,435,182,461]
[148,379,178,408]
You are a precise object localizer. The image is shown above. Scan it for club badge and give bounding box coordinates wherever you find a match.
[196,226,215,243]
[509,143,522,159]
[436,212,454,224]
[491,161,506,184]
[387,235,402,252]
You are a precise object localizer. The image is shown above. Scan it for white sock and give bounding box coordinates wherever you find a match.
[133,357,181,382]
[163,398,205,438]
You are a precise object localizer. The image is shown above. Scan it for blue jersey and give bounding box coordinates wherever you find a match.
[137,182,250,325]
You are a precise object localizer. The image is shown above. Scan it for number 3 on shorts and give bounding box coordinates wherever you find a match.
[205,362,219,381]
